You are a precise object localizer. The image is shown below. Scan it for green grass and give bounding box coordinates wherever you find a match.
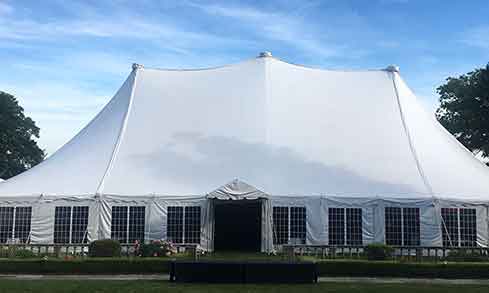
[0,280,489,293]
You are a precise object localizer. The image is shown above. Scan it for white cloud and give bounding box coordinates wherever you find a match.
[461,26,489,49]
[185,1,366,59]
[0,5,251,55]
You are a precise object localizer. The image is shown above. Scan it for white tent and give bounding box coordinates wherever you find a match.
[1,53,488,250]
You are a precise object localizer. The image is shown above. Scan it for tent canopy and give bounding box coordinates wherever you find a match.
[207,179,268,200]
[1,54,489,200]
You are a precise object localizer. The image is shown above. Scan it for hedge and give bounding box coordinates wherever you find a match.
[0,258,171,274]
[317,260,489,279]
[1,259,489,278]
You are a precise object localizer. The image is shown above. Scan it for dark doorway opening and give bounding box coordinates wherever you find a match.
[214,200,262,252]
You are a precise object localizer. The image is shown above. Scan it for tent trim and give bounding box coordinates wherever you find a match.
[391,71,434,196]
[96,70,138,194]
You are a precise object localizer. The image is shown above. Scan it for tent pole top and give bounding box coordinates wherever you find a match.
[257,51,272,58]
[132,63,144,71]
[384,65,400,73]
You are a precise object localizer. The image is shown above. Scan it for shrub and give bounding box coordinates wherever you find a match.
[13,249,36,258]
[446,249,488,262]
[138,240,176,257]
[365,243,393,260]
[88,239,121,257]
[0,247,36,258]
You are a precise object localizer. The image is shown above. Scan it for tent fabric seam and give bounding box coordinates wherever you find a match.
[95,70,138,194]
[390,72,434,196]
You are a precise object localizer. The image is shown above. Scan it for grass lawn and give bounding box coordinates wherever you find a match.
[1,280,489,293]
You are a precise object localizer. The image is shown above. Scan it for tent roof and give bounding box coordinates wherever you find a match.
[1,54,489,199]
[207,179,268,200]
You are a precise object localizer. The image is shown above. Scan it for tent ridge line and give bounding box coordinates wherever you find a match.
[95,69,139,194]
[390,72,434,196]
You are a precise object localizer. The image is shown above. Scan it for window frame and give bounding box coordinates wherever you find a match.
[272,206,307,245]
[0,206,33,244]
[441,208,477,247]
[14,206,32,243]
[402,207,420,246]
[167,206,183,243]
[459,208,477,247]
[290,207,306,245]
[166,206,202,244]
[54,206,90,244]
[183,206,201,244]
[385,207,421,246]
[272,206,289,245]
[346,208,363,245]
[328,207,363,246]
[0,207,14,243]
[111,206,146,244]
[128,206,146,244]
[328,208,345,245]
[71,206,89,244]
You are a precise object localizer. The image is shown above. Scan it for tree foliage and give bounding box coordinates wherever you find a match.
[0,91,45,179]
[436,64,489,165]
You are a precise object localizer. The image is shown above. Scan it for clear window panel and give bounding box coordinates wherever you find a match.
[385,207,402,246]
[346,208,362,245]
[129,206,145,244]
[403,208,420,246]
[71,206,89,244]
[290,207,306,244]
[54,207,71,244]
[328,208,345,245]
[0,207,14,243]
[272,207,289,245]
[167,206,183,243]
[14,207,32,243]
[184,206,201,244]
[111,206,128,243]
[441,208,459,247]
[460,208,476,247]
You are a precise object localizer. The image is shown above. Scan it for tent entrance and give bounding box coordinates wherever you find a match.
[213,200,262,252]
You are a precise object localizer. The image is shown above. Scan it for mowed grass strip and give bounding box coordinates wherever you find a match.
[0,281,489,293]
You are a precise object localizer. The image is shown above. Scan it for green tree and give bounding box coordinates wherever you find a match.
[0,91,45,180]
[436,64,489,165]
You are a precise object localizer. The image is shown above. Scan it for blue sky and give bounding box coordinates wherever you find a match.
[1,0,488,155]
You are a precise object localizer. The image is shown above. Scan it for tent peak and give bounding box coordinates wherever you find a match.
[257,51,273,58]
[384,65,400,73]
[132,63,144,71]
[207,179,268,200]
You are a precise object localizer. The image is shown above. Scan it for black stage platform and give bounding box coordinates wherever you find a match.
[169,260,318,283]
